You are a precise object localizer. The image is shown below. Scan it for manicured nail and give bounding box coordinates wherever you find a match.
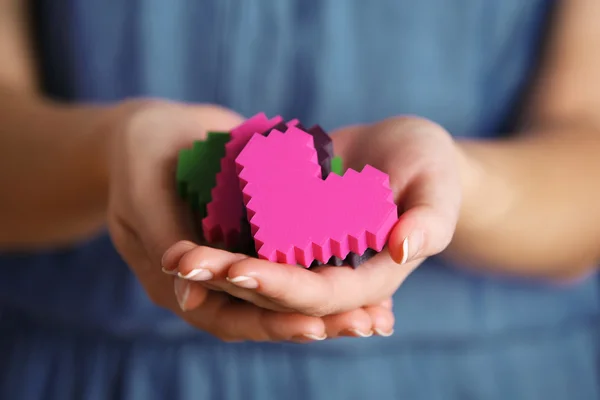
[342,329,373,338]
[161,267,178,276]
[374,328,394,337]
[174,277,190,311]
[391,236,409,264]
[161,241,196,269]
[178,268,213,281]
[399,237,409,264]
[393,230,424,264]
[227,275,258,289]
[302,333,327,341]
[290,333,327,343]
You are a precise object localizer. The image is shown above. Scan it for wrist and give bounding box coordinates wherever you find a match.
[456,141,484,231]
[453,140,516,240]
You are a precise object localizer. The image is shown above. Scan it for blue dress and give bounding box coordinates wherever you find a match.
[1,1,598,399]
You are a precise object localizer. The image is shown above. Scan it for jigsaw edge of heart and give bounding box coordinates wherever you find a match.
[175,113,398,268]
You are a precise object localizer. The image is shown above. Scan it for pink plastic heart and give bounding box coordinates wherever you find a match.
[236,127,398,267]
[202,113,293,246]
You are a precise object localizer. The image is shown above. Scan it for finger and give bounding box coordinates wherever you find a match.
[260,310,327,342]
[363,305,395,337]
[388,165,461,264]
[226,257,336,315]
[199,281,226,292]
[161,240,197,273]
[211,285,292,312]
[173,244,248,280]
[169,244,291,312]
[173,276,209,311]
[378,297,393,310]
[323,308,373,338]
[226,253,413,316]
[183,294,327,342]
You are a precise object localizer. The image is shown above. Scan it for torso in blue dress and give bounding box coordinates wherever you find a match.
[1,1,598,399]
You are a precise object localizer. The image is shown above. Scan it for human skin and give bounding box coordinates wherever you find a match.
[1,0,600,341]
[166,0,600,333]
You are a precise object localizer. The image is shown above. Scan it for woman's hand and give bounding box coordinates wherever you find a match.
[106,100,394,342]
[167,116,463,320]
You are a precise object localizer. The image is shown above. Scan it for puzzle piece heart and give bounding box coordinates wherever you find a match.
[202,113,285,246]
[202,113,335,248]
[236,127,398,267]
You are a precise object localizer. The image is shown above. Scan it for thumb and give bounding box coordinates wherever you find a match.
[388,167,462,264]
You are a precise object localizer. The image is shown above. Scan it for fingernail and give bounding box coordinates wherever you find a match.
[391,236,409,264]
[374,328,394,337]
[409,230,424,261]
[393,230,423,264]
[161,267,178,276]
[400,237,409,264]
[290,333,327,343]
[297,333,327,341]
[304,333,327,340]
[174,277,190,311]
[341,329,373,338]
[227,275,258,289]
[178,268,213,281]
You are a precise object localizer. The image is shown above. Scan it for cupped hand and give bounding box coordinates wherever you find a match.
[162,241,395,338]
[106,100,393,341]
[168,116,462,318]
